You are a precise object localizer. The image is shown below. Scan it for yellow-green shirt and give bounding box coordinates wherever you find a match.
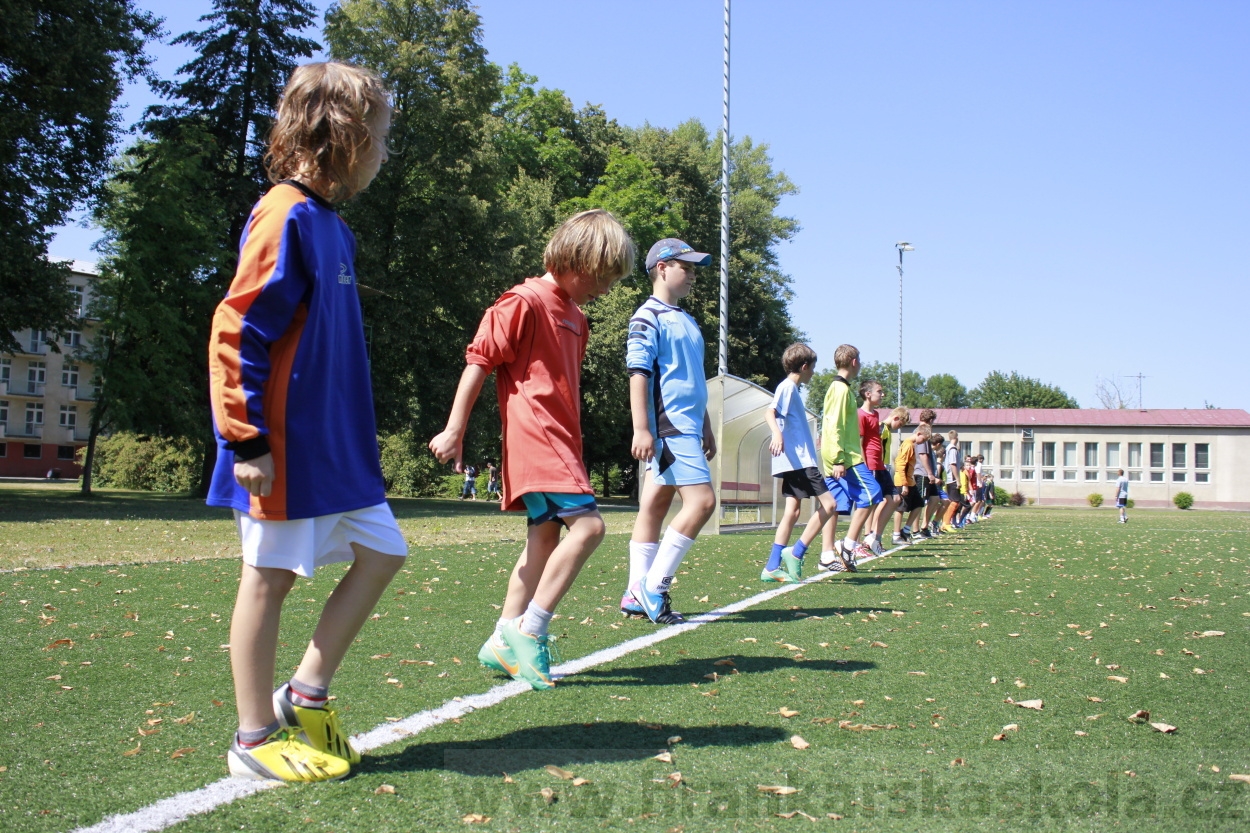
[881,423,892,471]
[820,376,863,469]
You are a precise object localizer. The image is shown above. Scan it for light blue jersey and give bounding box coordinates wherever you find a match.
[626,296,707,438]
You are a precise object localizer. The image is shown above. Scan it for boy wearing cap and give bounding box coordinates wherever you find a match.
[623,238,717,625]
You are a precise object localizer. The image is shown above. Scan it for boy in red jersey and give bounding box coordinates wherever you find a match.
[430,209,635,690]
[857,380,906,555]
[208,63,405,783]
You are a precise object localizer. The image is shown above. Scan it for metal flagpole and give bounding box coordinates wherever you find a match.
[895,242,913,405]
[718,0,731,376]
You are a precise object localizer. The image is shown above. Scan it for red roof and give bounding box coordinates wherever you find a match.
[894,409,1250,428]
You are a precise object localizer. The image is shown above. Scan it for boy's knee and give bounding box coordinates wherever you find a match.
[249,566,297,597]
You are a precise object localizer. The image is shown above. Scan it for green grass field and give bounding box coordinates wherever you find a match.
[1,488,1248,832]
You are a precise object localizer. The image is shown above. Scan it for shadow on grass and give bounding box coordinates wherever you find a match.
[362,720,789,777]
[555,656,875,688]
[716,606,906,624]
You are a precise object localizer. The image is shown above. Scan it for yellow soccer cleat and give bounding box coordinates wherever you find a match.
[273,683,361,764]
[227,731,350,782]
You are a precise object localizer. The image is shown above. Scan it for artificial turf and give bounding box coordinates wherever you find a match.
[1,503,1247,832]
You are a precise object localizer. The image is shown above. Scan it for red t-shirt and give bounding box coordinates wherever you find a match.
[466,277,592,511]
[858,407,884,471]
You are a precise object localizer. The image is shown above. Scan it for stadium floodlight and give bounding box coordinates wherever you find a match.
[895,242,914,406]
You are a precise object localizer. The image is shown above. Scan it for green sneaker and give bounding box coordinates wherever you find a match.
[781,547,804,581]
[760,567,794,583]
[500,619,555,690]
[477,634,519,677]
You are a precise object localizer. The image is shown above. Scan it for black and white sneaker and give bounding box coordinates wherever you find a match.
[819,551,846,572]
[891,533,907,547]
[653,592,686,625]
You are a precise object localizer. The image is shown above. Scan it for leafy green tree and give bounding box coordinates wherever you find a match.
[854,361,928,410]
[970,371,1079,408]
[925,373,968,408]
[0,0,157,349]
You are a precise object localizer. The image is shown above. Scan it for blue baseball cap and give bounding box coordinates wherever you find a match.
[644,238,712,272]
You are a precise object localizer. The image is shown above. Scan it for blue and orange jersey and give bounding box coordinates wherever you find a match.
[206,181,385,520]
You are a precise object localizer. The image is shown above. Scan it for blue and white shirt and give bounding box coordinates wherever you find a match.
[626,296,707,438]
[770,377,819,475]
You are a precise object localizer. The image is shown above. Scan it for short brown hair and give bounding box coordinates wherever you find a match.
[889,406,910,425]
[833,344,859,370]
[544,209,635,283]
[782,343,817,374]
[919,408,937,425]
[858,379,882,400]
[266,62,391,202]
[931,434,944,447]
[947,430,959,441]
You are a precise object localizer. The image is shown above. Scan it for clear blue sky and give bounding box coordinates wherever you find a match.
[51,0,1249,410]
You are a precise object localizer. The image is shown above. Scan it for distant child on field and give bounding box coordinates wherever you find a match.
[623,239,716,624]
[207,62,406,783]
[1115,469,1129,523]
[430,209,635,690]
[857,381,906,555]
[817,344,882,572]
[764,343,840,581]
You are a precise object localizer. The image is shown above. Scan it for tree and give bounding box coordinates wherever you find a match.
[1094,375,1133,409]
[970,371,1079,409]
[0,0,157,349]
[852,361,928,411]
[925,373,968,409]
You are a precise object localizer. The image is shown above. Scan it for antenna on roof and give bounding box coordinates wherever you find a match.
[1130,372,1148,409]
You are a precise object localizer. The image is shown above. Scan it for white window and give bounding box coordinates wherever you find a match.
[1128,443,1142,468]
[960,441,972,458]
[1021,441,1034,467]
[1106,442,1120,467]
[0,400,7,423]
[1000,441,1014,467]
[25,402,43,429]
[1063,442,1077,467]
[0,358,9,384]
[1150,471,1164,482]
[27,330,47,352]
[1128,471,1142,481]
[1172,472,1186,482]
[1042,470,1056,481]
[1150,443,1164,468]
[1020,469,1034,480]
[1084,442,1098,467]
[1105,471,1119,481]
[1000,469,1013,480]
[62,364,79,387]
[1085,470,1098,481]
[1195,472,1209,483]
[979,441,992,462]
[28,361,46,386]
[69,285,85,317]
[59,405,77,428]
[1063,470,1077,481]
[63,330,82,348]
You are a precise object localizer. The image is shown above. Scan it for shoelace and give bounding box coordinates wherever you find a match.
[537,634,563,666]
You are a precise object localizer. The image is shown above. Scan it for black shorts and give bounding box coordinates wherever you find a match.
[779,467,829,500]
[873,469,897,498]
[900,482,924,512]
[946,482,962,504]
[913,475,930,502]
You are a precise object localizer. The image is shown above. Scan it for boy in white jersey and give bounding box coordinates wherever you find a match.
[623,239,716,624]
[1115,469,1129,523]
[764,343,840,581]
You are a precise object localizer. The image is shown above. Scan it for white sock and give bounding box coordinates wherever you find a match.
[644,528,696,595]
[864,532,877,546]
[843,536,857,552]
[628,540,659,590]
[520,602,553,638]
[493,615,515,644]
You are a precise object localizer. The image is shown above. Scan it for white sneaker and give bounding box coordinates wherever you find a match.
[868,538,885,556]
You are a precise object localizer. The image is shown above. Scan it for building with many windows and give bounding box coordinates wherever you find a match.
[0,261,99,478]
[923,408,1250,510]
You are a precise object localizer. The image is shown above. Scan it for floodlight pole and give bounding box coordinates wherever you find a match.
[718,0,731,377]
[895,242,913,405]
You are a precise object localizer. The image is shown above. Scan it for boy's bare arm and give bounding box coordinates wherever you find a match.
[702,410,716,461]
[764,407,784,457]
[429,364,489,471]
[629,374,654,462]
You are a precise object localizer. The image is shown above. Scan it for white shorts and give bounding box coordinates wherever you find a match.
[234,502,408,577]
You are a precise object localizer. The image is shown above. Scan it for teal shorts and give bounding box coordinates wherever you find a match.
[521,492,598,526]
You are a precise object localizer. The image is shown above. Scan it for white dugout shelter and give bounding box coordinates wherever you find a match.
[694,374,819,534]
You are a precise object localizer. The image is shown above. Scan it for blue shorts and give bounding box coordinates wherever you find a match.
[521,492,598,526]
[648,434,711,487]
[825,462,883,512]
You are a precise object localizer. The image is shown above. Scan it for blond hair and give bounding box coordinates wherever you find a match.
[544,209,636,283]
[782,343,817,374]
[913,423,932,439]
[947,430,959,441]
[265,62,390,202]
[889,406,910,425]
[833,344,859,370]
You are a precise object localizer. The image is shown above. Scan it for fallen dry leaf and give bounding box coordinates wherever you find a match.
[777,707,800,718]
[370,653,392,660]
[502,772,514,784]
[1128,710,1151,723]
[907,671,927,676]
[828,812,844,820]
[169,747,194,759]
[775,810,819,821]
[44,639,74,651]
[757,785,800,795]
[122,743,142,757]
[1075,730,1088,737]
[740,637,758,643]
[713,659,736,667]
[545,765,575,780]
[174,712,195,725]
[462,813,491,824]
[137,727,160,737]
[1002,723,1019,733]
[1015,699,1044,711]
[1229,774,1250,785]
[1150,722,1177,734]
[540,787,556,805]
[697,595,709,603]
[702,673,719,682]
[667,735,682,745]
[790,735,810,750]
[992,732,1008,741]
[374,784,395,795]
[571,777,591,786]
[1087,696,1104,703]
[1200,631,1225,637]
[870,641,888,649]
[838,721,897,731]
[666,772,683,786]
[1107,676,1129,684]
[653,751,673,763]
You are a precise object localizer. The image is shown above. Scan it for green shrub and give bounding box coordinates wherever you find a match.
[992,486,1010,506]
[87,432,203,492]
[1087,493,1104,508]
[1125,498,1135,509]
[379,431,446,497]
[1173,491,1194,510]
[1008,491,1026,507]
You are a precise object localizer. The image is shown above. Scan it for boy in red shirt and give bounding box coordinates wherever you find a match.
[857,380,906,555]
[430,209,635,690]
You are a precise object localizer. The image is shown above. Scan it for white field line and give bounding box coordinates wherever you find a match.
[72,538,930,833]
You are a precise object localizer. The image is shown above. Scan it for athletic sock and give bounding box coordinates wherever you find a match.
[492,615,515,644]
[792,539,808,560]
[628,540,660,590]
[520,601,553,638]
[843,536,857,552]
[645,528,696,595]
[237,720,281,748]
[766,543,785,572]
[864,533,877,547]
[287,679,329,709]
